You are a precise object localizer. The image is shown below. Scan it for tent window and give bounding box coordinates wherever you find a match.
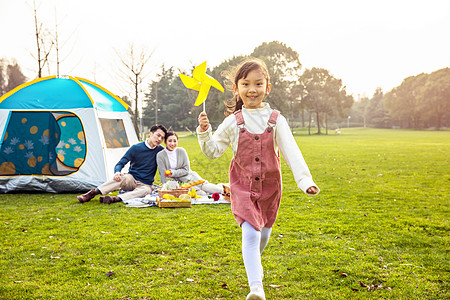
[0,111,86,176]
[99,118,130,148]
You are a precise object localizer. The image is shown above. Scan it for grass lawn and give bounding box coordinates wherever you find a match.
[0,128,448,299]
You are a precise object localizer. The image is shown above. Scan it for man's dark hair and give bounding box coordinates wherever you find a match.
[150,124,168,137]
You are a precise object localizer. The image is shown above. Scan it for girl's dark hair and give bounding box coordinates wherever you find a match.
[164,131,178,143]
[222,58,270,116]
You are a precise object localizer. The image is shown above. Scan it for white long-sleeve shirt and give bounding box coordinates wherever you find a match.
[197,103,319,194]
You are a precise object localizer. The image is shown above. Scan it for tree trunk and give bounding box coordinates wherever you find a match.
[134,73,139,138]
[325,112,328,135]
[316,111,321,135]
[435,112,443,129]
[308,112,311,135]
[155,83,159,124]
[34,1,42,78]
[301,109,305,127]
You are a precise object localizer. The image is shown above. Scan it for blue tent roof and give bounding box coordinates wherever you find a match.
[0,76,129,112]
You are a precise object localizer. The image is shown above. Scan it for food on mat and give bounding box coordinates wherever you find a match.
[180,180,205,189]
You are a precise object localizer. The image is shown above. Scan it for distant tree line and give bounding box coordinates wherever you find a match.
[350,68,450,130]
[3,39,449,132]
[141,42,449,132]
[142,41,353,134]
[350,87,391,128]
[384,68,450,129]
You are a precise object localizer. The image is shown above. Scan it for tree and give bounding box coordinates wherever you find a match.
[385,69,450,129]
[421,68,450,129]
[251,41,302,116]
[207,56,246,125]
[143,65,197,131]
[54,13,61,77]
[384,74,428,128]
[0,59,27,95]
[365,88,391,128]
[205,42,303,127]
[52,8,77,77]
[290,82,308,127]
[300,68,352,134]
[5,61,27,93]
[0,59,5,96]
[31,0,53,78]
[116,44,154,138]
[348,95,370,127]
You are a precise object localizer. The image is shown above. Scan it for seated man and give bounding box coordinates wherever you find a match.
[77,124,167,204]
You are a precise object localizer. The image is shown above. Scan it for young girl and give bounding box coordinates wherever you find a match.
[197,58,319,300]
[156,131,223,194]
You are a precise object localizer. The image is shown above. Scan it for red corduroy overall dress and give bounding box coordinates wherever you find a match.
[229,110,282,231]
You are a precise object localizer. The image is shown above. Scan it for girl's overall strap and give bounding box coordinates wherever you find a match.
[234,110,245,126]
[268,110,279,126]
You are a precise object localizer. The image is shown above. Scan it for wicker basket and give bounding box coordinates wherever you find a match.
[158,188,189,198]
[157,199,191,208]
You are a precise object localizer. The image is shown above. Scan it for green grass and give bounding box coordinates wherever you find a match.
[0,128,448,299]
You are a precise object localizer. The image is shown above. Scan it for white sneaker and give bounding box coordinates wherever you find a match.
[246,283,266,300]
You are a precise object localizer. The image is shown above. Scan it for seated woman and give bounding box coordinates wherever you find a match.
[156,131,223,194]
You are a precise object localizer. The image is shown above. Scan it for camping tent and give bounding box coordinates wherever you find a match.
[0,75,139,193]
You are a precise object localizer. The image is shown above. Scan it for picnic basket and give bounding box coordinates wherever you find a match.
[156,198,191,208]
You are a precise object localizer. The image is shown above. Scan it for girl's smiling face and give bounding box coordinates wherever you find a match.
[165,135,178,151]
[233,69,271,109]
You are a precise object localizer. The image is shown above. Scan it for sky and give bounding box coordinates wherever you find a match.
[1,0,449,99]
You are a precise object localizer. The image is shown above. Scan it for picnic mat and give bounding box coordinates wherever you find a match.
[123,190,230,208]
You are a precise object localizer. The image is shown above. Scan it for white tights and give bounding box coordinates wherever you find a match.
[241,221,272,286]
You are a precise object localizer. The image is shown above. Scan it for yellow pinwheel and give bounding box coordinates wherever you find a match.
[179,61,224,108]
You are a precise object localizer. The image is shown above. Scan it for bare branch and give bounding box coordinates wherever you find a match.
[32,0,53,78]
[114,43,155,139]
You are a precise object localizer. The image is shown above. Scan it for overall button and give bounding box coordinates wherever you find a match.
[240,128,245,133]
[255,177,260,181]
[255,157,260,162]
[255,136,259,140]
[268,127,272,132]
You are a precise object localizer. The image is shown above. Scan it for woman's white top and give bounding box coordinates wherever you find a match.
[164,148,178,169]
